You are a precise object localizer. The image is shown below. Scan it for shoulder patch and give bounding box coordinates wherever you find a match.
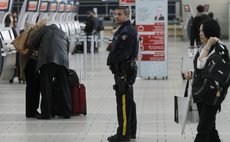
[121,34,127,40]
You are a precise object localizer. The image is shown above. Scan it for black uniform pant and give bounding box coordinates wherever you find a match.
[194,102,221,142]
[25,59,40,117]
[114,73,137,137]
[39,63,71,117]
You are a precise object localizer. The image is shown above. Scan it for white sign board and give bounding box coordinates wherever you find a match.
[136,0,168,79]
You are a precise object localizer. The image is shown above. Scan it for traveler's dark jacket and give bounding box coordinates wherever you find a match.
[107,20,138,65]
[27,24,70,70]
[84,15,96,35]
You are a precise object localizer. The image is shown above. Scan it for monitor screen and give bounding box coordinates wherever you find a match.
[65,3,72,12]
[39,1,49,12]
[26,0,39,12]
[204,4,209,12]
[184,4,190,12]
[72,4,78,13]
[58,2,66,13]
[0,0,10,12]
[49,2,58,12]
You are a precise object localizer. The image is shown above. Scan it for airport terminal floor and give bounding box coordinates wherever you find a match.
[0,34,230,142]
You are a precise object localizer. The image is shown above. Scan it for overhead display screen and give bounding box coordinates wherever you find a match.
[26,0,39,12]
[39,1,49,12]
[49,2,58,12]
[65,3,72,12]
[58,2,66,13]
[72,4,78,12]
[0,0,10,12]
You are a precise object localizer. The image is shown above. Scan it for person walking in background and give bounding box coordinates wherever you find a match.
[190,5,209,48]
[12,11,18,28]
[5,12,14,27]
[107,6,138,142]
[184,18,229,142]
[208,12,214,19]
[27,24,71,120]
[84,10,96,35]
[84,10,96,53]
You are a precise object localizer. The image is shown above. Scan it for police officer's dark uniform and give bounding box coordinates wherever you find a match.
[107,20,138,141]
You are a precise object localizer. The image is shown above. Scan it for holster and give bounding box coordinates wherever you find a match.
[114,74,126,95]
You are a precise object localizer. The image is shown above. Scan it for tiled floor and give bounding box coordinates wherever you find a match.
[0,36,230,142]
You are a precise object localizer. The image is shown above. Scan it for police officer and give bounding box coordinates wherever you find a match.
[107,6,138,142]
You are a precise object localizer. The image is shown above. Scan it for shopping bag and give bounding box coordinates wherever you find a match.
[174,80,199,134]
[174,80,190,124]
[174,95,189,125]
[12,31,31,56]
[187,97,199,123]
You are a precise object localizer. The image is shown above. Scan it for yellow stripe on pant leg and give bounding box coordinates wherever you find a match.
[122,94,127,136]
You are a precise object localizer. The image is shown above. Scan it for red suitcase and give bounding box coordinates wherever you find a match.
[71,83,87,115]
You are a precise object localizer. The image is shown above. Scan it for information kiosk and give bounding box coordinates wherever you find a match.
[0,0,16,80]
[64,2,73,21]
[16,0,41,34]
[0,0,17,80]
[37,0,49,21]
[48,1,58,22]
[72,3,81,35]
[56,2,66,22]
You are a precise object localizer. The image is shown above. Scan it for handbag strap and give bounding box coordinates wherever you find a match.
[184,80,189,97]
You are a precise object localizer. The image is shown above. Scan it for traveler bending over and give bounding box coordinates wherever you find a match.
[107,6,138,142]
[184,18,229,142]
[27,24,71,119]
[24,20,48,118]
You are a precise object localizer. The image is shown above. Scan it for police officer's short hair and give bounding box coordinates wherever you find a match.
[116,6,130,16]
[197,5,204,13]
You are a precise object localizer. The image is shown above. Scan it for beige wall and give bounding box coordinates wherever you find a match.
[181,0,229,39]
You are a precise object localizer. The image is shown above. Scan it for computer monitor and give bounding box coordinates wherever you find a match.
[58,2,66,13]
[26,0,39,12]
[72,4,78,13]
[0,0,10,12]
[49,2,58,12]
[184,4,190,12]
[65,3,72,13]
[39,1,49,12]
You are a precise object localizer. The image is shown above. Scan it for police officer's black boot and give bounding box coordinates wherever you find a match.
[107,134,130,142]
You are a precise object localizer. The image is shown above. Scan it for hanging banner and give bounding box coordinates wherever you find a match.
[136,0,168,79]
[119,0,135,6]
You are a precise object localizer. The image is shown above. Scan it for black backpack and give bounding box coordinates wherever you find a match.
[192,43,230,106]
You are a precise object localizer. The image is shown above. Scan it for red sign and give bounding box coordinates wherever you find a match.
[119,0,135,5]
[136,23,164,33]
[140,52,165,61]
[140,34,164,51]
